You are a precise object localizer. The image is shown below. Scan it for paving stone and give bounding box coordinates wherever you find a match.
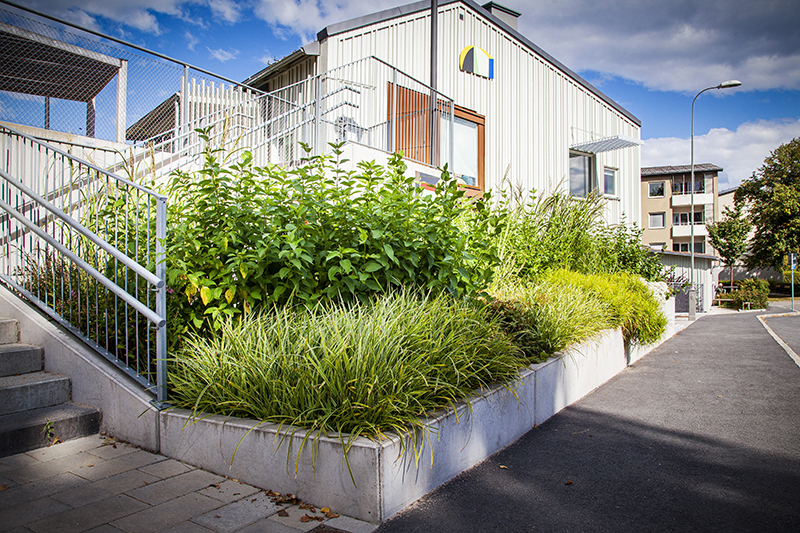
[24,435,103,462]
[84,525,126,533]
[0,471,88,507]
[193,492,282,532]
[319,516,377,533]
[85,441,140,461]
[27,494,149,533]
[52,468,160,507]
[3,451,99,484]
[137,458,194,479]
[126,469,225,506]
[72,450,163,481]
[197,479,260,503]
[236,518,304,533]
[267,506,327,533]
[0,451,40,472]
[162,522,215,533]
[110,492,223,533]
[0,496,72,530]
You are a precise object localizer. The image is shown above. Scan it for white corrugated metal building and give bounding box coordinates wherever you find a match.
[245,0,642,225]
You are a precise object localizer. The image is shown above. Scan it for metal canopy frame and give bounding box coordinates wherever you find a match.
[570,134,642,154]
[0,21,127,140]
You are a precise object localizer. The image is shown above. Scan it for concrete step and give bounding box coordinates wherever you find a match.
[0,372,71,416]
[0,343,44,377]
[0,317,19,345]
[0,402,101,457]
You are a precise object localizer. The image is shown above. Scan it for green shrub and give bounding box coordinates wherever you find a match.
[736,278,770,293]
[165,131,502,335]
[168,290,525,470]
[492,188,668,283]
[542,269,666,346]
[728,278,769,309]
[487,279,613,362]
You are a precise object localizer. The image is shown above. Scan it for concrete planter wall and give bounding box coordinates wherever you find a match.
[1,285,676,523]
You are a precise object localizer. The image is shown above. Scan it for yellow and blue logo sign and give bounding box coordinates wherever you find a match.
[459,46,494,79]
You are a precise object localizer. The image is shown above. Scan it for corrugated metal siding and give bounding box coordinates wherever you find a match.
[324,2,641,225]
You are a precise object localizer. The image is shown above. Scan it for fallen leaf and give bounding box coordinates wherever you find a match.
[215,515,221,519]
[499,465,508,469]
[717,395,723,398]
[325,511,340,519]
[209,483,220,488]
[299,503,312,510]
[321,507,330,513]
[0,484,7,491]
[251,498,257,502]
[300,515,311,523]
[86,464,94,468]
[277,509,289,517]
[565,480,573,485]
[233,493,240,496]
[232,479,238,482]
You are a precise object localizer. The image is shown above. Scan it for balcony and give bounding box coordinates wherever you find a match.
[672,224,708,238]
[672,193,713,206]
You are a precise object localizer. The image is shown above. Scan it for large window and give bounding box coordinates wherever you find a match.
[672,175,705,195]
[649,212,666,229]
[673,211,704,226]
[603,167,617,196]
[570,152,595,197]
[439,108,484,188]
[673,241,706,253]
[648,181,665,197]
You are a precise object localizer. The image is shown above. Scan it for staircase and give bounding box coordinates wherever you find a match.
[0,317,100,457]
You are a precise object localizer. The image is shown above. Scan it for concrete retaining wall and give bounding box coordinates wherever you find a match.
[1,285,676,523]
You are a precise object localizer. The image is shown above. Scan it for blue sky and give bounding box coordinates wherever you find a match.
[12,0,800,188]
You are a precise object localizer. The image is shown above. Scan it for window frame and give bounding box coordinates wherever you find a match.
[569,151,596,198]
[648,212,666,229]
[603,167,617,197]
[648,181,665,198]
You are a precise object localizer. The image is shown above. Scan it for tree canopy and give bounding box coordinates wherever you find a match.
[707,204,751,287]
[735,137,800,270]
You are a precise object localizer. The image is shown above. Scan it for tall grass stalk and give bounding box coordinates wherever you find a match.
[168,291,524,480]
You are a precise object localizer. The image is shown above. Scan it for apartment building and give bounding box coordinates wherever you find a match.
[640,164,722,254]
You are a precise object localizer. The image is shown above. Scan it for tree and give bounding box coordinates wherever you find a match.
[735,137,800,270]
[707,204,751,288]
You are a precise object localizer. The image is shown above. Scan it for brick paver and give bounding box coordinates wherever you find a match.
[0,434,377,533]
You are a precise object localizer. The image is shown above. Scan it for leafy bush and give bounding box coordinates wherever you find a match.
[730,278,769,309]
[165,132,501,334]
[168,291,524,470]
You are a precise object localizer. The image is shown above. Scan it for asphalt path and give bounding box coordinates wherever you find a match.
[377,307,800,532]
[763,306,800,357]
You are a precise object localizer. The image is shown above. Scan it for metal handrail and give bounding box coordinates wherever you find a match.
[0,123,168,402]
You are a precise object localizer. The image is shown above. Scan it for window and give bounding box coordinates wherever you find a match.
[570,152,595,197]
[390,84,485,190]
[649,212,665,229]
[672,175,704,195]
[672,211,704,226]
[649,181,665,197]
[672,242,705,253]
[603,168,616,196]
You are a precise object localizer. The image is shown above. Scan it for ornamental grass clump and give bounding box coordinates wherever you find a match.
[487,278,613,362]
[168,290,524,467]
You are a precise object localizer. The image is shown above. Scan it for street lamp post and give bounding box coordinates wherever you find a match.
[689,80,742,320]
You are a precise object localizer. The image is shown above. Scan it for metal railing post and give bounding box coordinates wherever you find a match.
[315,75,322,156]
[389,68,397,153]
[155,196,168,403]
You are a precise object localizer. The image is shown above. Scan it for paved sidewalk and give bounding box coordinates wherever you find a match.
[0,435,376,533]
[377,306,800,532]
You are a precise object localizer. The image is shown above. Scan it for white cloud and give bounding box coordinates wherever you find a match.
[185,30,199,51]
[207,46,239,62]
[504,0,800,93]
[206,0,242,24]
[257,51,276,65]
[642,118,800,187]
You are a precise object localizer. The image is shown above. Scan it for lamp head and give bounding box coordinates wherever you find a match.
[717,80,742,89]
